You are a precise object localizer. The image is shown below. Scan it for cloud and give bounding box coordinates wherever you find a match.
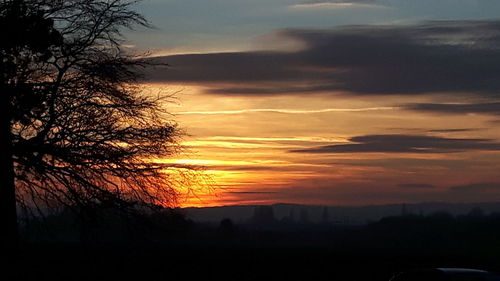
[449,182,500,193]
[289,0,386,10]
[291,134,500,154]
[398,183,436,189]
[405,102,500,115]
[209,165,285,172]
[145,20,500,98]
[226,191,278,194]
[274,182,500,205]
[176,106,397,115]
[446,183,500,201]
[299,0,378,3]
[427,128,478,133]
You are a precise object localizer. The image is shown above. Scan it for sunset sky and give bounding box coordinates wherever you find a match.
[128,0,500,207]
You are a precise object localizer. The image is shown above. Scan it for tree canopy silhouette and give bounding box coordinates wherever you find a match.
[0,0,186,247]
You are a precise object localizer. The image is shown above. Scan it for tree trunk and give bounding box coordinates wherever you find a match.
[0,90,17,250]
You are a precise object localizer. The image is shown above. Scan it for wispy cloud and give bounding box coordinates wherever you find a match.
[292,134,500,154]
[289,0,387,10]
[427,128,479,133]
[190,136,348,147]
[398,183,436,189]
[176,107,398,115]
[446,183,500,202]
[226,191,279,195]
[406,102,500,115]
[289,2,385,10]
[202,136,345,142]
[450,182,500,193]
[146,21,500,98]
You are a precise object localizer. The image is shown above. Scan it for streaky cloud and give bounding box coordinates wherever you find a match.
[226,191,279,194]
[145,20,500,98]
[427,128,479,133]
[289,2,386,10]
[399,183,436,189]
[450,183,500,193]
[406,102,500,115]
[202,136,345,142]
[291,134,500,154]
[176,107,398,115]
[291,0,384,9]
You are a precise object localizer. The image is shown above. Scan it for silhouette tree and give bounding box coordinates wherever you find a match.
[218,218,237,238]
[0,0,185,248]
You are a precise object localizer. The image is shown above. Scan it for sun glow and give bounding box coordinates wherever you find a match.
[140,81,500,207]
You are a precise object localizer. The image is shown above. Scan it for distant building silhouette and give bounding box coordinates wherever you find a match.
[251,206,276,225]
[401,203,408,216]
[289,208,296,222]
[321,207,330,222]
[300,208,309,223]
[465,207,485,219]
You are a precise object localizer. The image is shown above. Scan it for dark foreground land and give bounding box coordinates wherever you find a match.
[8,244,500,281]
[6,212,500,281]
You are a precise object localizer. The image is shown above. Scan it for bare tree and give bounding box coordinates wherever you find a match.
[0,0,187,247]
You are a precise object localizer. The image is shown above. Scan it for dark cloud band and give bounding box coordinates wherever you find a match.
[291,134,500,154]
[146,20,500,98]
[406,102,500,115]
[398,183,436,189]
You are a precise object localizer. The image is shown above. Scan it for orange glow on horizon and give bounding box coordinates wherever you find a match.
[141,83,500,207]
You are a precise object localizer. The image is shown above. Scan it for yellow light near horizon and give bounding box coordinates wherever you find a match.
[182,140,282,149]
[139,82,500,207]
[156,158,290,167]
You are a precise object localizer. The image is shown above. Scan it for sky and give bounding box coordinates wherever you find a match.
[126,0,500,207]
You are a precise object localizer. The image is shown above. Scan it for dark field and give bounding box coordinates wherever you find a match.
[6,213,500,281]
[10,245,499,281]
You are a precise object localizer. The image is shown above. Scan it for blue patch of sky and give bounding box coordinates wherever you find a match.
[127,0,500,51]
